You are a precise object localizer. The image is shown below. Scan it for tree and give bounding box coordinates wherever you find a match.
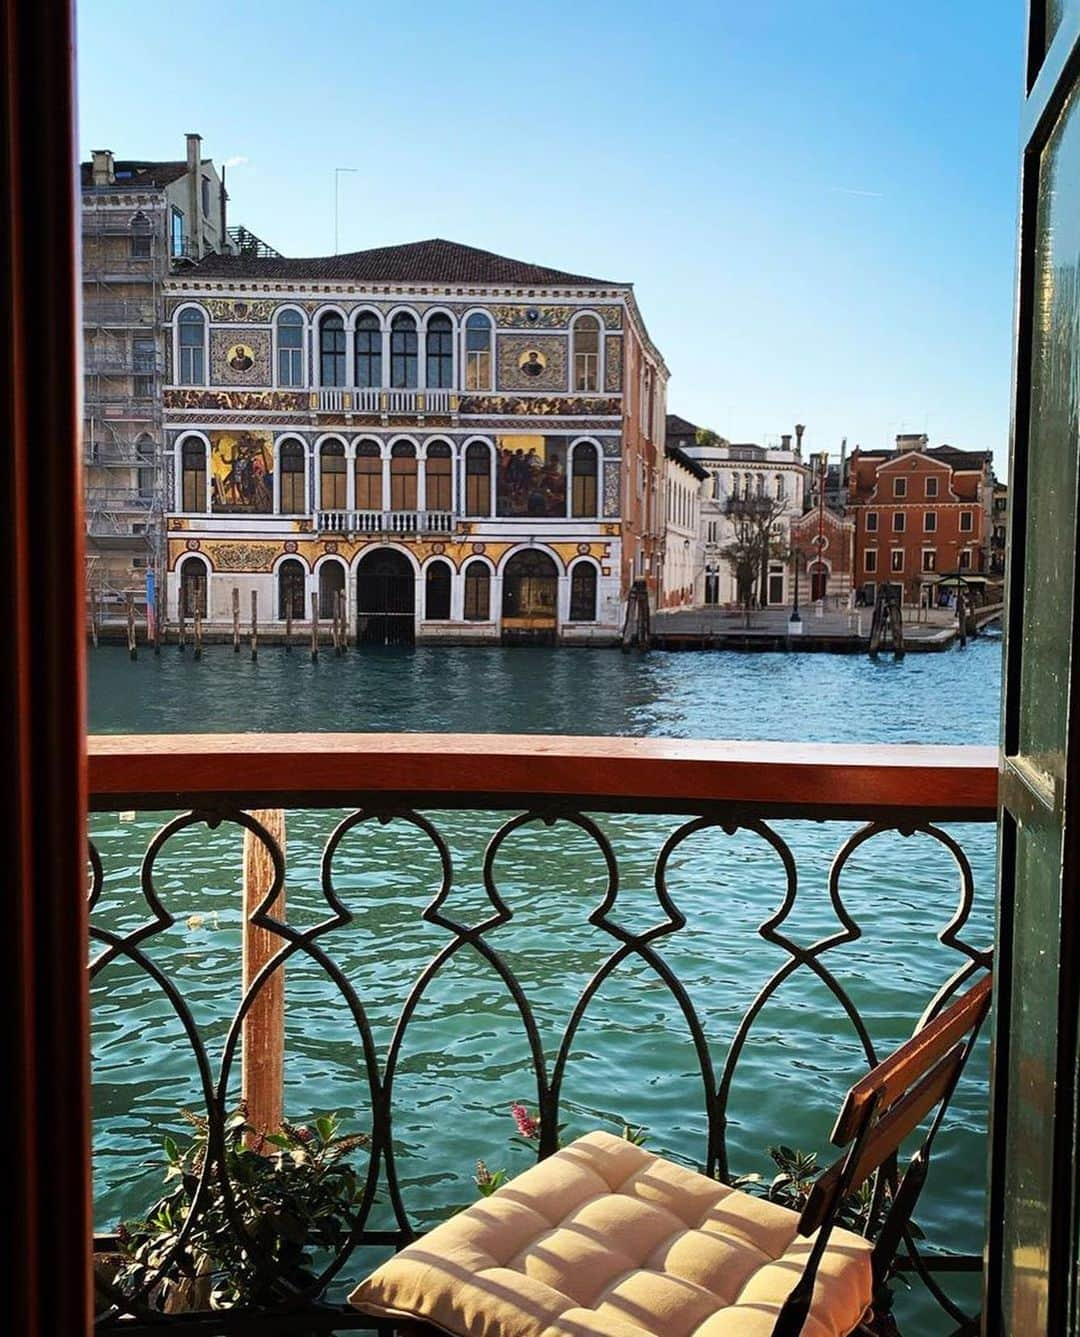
[721,494,790,625]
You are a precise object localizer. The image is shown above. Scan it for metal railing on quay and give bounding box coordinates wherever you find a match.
[87,736,997,1334]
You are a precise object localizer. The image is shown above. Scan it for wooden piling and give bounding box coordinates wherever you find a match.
[250,590,258,662]
[193,605,203,661]
[242,809,286,1140]
[89,588,98,649]
[178,601,186,653]
[310,593,319,662]
[285,595,293,651]
[337,589,348,652]
[232,587,240,653]
[126,601,137,660]
[152,591,161,655]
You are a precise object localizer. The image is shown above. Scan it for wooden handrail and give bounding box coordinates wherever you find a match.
[87,734,998,818]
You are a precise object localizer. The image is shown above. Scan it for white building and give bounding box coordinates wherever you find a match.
[659,444,707,608]
[666,415,808,607]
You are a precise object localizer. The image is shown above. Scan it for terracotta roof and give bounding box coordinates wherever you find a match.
[923,444,992,471]
[183,238,620,285]
[80,159,209,189]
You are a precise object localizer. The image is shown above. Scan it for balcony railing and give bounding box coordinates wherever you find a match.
[315,388,455,414]
[316,508,454,536]
[87,736,996,1335]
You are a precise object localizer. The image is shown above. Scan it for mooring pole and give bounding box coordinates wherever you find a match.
[126,601,137,661]
[310,592,319,662]
[251,589,258,662]
[193,605,203,660]
[178,599,186,653]
[232,587,240,653]
[89,588,98,649]
[242,809,286,1140]
[338,588,348,652]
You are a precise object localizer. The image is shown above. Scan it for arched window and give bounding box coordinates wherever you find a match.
[319,440,346,509]
[179,558,208,618]
[425,560,451,620]
[319,313,346,387]
[572,315,600,392]
[776,473,785,500]
[390,440,417,509]
[390,313,418,388]
[465,441,492,515]
[464,313,492,390]
[425,441,452,511]
[181,437,206,511]
[177,308,205,385]
[278,439,305,513]
[278,558,305,620]
[276,310,305,386]
[130,212,152,258]
[463,560,490,621]
[571,442,599,517]
[426,314,453,388]
[354,440,382,510]
[318,561,345,622]
[569,562,598,621]
[354,311,381,388]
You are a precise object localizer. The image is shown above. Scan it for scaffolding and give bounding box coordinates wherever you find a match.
[81,193,167,633]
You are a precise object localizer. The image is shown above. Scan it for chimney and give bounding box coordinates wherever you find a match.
[795,423,806,457]
[780,433,792,452]
[91,149,114,187]
[895,432,929,453]
[186,133,203,259]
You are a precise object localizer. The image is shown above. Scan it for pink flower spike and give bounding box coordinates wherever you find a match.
[511,1103,540,1139]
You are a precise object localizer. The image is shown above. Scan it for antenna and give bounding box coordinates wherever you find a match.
[333,167,358,254]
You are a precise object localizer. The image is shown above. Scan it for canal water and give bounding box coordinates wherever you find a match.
[89,640,1001,1330]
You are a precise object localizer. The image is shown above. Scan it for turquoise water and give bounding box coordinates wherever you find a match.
[88,640,1001,1330]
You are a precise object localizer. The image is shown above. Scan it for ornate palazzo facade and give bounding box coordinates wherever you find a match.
[163,240,667,645]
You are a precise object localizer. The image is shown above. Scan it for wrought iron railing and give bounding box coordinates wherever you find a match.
[88,736,997,1335]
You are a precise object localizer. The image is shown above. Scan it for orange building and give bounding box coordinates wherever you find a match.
[846,436,993,604]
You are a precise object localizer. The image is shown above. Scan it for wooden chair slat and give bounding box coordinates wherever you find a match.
[831,974,991,1146]
[800,1043,965,1237]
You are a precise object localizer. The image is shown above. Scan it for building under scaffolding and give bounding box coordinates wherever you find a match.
[81,133,277,635]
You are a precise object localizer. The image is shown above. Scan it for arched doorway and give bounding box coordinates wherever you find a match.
[278,559,305,621]
[501,549,558,645]
[318,561,345,623]
[179,557,208,619]
[356,548,415,645]
[809,561,829,602]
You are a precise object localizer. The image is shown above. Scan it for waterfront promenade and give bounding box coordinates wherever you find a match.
[652,604,987,652]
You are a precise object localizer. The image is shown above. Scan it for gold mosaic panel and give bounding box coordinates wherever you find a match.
[496,334,567,391]
[210,328,271,386]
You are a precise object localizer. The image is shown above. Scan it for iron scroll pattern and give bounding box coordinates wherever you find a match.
[89,804,993,1333]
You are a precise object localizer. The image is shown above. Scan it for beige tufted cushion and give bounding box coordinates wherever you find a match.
[349,1130,873,1337]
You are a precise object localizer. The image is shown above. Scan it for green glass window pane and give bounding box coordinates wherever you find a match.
[1016,80,1080,781]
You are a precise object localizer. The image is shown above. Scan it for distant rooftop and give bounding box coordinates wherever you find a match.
[183,238,622,286]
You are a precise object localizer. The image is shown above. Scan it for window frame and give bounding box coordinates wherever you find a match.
[390,312,419,389]
[275,309,306,388]
[354,310,382,390]
[424,441,453,512]
[425,313,454,390]
[866,510,878,532]
[890,548,905,573]
[176,305,207,386]
[318,312,347,389]
[464,312,493,391]
[424,559,452,621]
[893,476,908,498]
[354,440,382,511]
[570,441,599,518]
[864,549,878,573]
[463,559,491,621]
[464,440,493,516]
[278,438,307,514]
[319,438,347,510]
[572,313,601,393]
[180,435,207,513]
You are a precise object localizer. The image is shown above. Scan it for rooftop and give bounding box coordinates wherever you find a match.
[80,158,210,190]
[182,238,622,286]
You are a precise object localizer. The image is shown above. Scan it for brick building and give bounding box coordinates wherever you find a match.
[790,451,854,605]
[847,435,994,604]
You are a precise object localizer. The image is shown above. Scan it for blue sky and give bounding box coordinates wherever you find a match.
[78,0,1023,473]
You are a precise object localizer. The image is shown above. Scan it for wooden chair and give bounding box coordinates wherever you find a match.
[350,974,991,1337]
